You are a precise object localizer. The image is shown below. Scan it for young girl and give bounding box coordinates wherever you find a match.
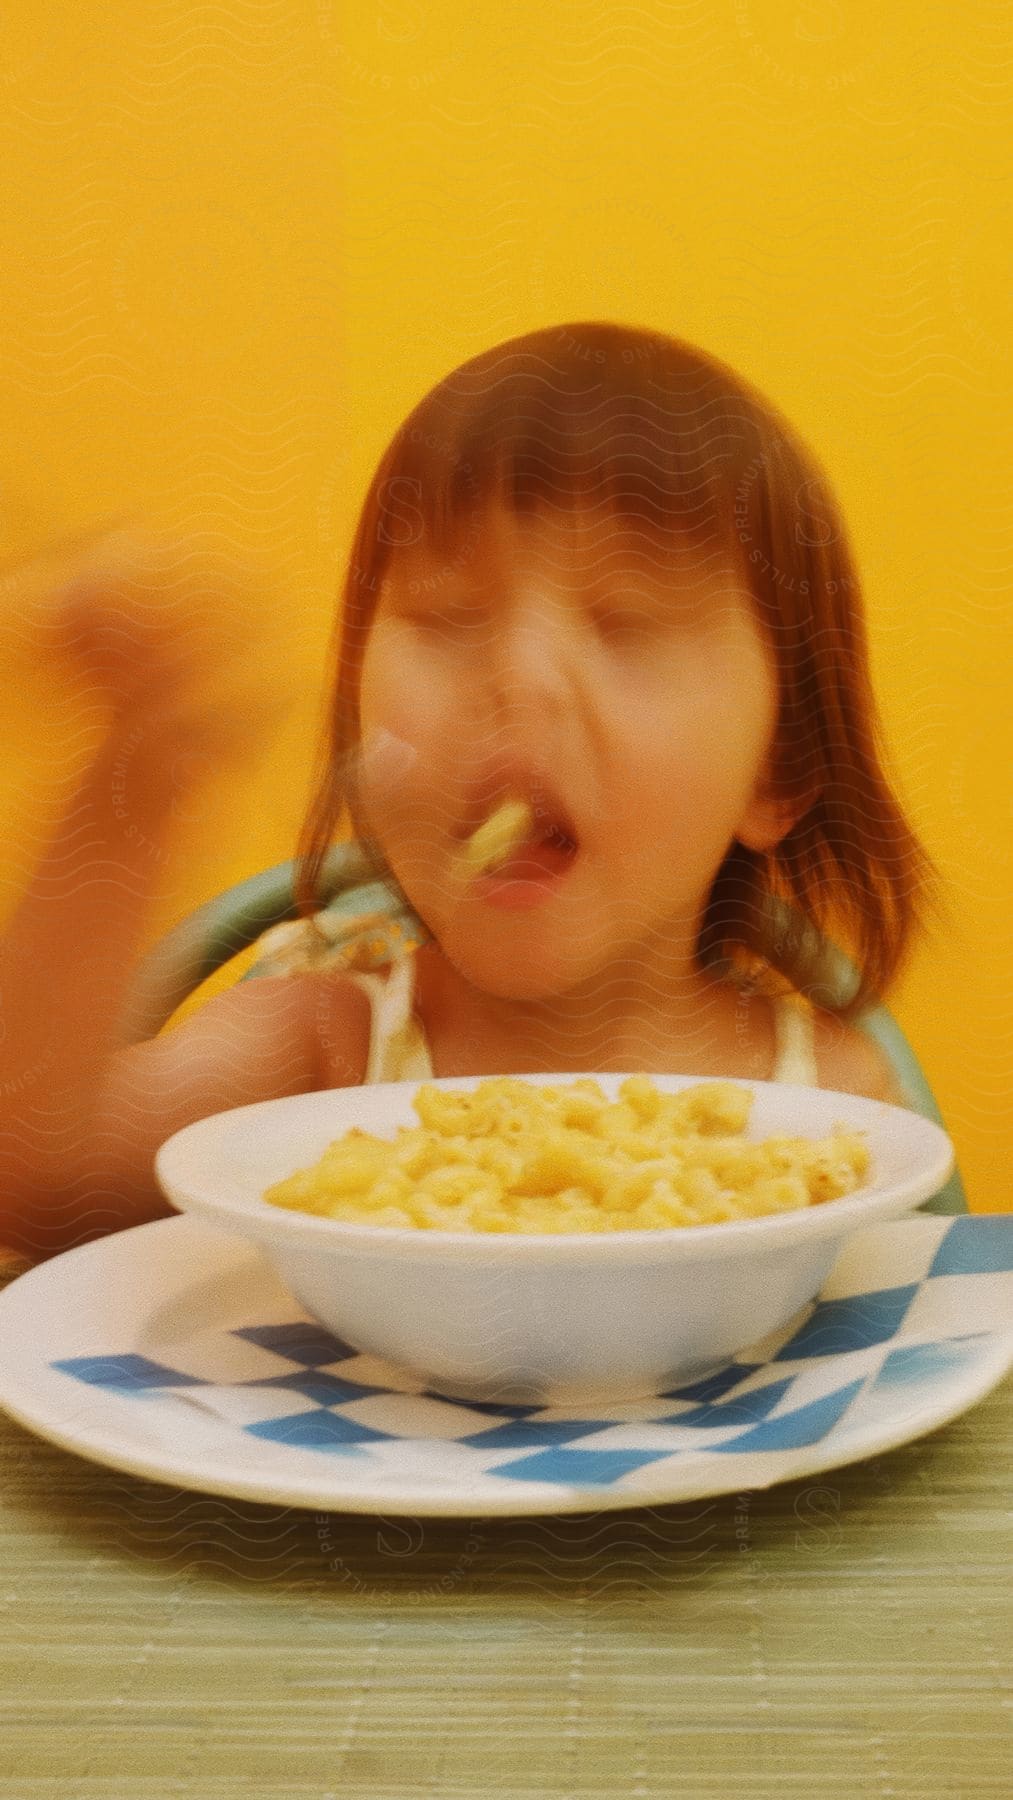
[0,320,946,1262]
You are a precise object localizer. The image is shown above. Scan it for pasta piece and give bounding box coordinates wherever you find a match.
[458,799,535,875]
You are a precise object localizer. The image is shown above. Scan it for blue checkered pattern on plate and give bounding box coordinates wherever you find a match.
[50,1217,1013,1493]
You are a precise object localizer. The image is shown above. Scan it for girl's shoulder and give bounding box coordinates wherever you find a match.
[806,1003,906,1106]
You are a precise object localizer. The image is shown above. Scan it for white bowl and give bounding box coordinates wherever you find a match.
[154,1074,955,1406]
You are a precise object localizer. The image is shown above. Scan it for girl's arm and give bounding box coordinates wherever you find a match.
[1,972,338,1264]
[0,762,341,1262]
[0,526,301,1261]
[1,827,369,1259]
[0,723,181,1257]
[83,969,370,1241]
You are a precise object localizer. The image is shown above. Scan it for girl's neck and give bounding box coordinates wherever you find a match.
[413,940,775,1080]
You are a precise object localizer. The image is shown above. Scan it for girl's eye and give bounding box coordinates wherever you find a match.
[403,607,474,632]
[589,606,654,641]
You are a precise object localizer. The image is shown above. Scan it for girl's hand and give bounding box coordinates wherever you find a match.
[5,520,297,780]
[46,523,261,714]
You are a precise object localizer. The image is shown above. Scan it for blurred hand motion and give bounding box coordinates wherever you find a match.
[0,519,303,1258]
[4,518,299,777]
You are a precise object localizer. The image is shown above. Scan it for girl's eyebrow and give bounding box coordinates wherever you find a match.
[441,567,674,602]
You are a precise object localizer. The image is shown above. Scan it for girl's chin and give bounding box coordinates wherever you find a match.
[432,923,595,1003]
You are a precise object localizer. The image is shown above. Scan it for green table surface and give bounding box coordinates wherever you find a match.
[1,1247,1010,1800]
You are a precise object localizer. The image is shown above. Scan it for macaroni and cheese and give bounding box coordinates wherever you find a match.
[263,1075,871,1232]
[458,798,534,877]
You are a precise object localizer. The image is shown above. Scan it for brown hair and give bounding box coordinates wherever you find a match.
[294,320,948,1022]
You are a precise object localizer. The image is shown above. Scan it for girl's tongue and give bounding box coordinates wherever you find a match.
[489,833,574,879]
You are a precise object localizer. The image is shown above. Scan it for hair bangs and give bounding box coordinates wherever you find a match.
[373,322,765,581]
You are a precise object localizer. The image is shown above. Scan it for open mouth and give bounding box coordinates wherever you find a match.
[454,781,581,900]
[478,823,579,884]
[456,781,580,846]
[541,821,578,857]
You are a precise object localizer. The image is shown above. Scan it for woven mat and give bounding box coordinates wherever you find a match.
[1,1249,1010,1798]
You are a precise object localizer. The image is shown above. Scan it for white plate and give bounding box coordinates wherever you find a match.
[0,1214,1010,1516]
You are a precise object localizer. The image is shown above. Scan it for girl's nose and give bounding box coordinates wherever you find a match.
[485,597,574,724]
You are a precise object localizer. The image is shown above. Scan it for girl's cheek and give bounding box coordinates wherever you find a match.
[363,626,453,740]
[359,636,460,834]
[359,642,417,765]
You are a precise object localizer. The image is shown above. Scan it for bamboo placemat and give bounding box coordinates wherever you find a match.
[1,1248,1010,1799]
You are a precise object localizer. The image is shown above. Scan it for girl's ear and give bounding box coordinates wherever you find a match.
[734,779,817,854]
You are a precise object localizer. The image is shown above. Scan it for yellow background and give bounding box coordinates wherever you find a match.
[0,4,1008,1211]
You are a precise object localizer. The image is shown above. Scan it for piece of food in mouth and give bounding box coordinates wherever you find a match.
[460,798,536,875]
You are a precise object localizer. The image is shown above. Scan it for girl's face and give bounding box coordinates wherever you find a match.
[357,501,788,1000]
